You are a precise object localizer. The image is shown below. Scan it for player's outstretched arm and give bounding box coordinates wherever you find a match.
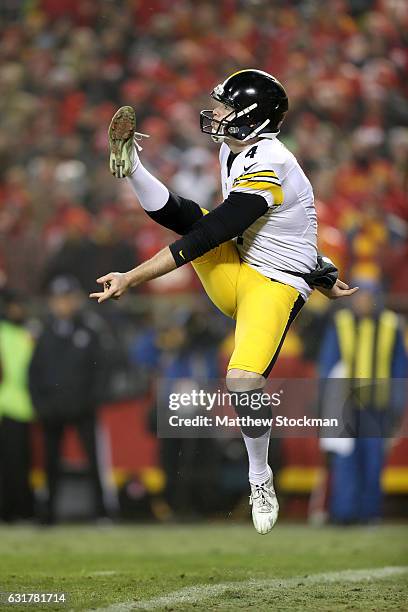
[317,279,359,300]
[90,191,269,304]
[89,247,176,303]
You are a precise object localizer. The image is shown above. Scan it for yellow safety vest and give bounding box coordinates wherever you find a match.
[334,309,398,409]
[0,321,34,422]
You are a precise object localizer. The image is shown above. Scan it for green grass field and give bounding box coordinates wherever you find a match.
[0,523,407,611]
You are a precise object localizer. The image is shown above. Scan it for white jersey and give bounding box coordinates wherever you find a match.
[219,136,318,300]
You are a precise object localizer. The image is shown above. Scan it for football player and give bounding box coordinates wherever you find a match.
[90,69,358,534]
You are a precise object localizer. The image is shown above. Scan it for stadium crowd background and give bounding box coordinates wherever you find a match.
[0,0,407,522]
[1,0,407,299]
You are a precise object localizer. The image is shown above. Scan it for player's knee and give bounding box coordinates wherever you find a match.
[226,369,270,438]
[226,368,265,392]
[147,192,203,235]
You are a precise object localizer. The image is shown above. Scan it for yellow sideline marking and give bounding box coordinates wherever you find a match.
[278,466,408,494]
[31,466,408,495]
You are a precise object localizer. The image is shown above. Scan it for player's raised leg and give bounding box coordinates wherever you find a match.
[109,106,203,234]
[109,106,244,319]
[190,239,241,319]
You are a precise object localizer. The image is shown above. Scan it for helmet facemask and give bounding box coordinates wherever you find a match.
[200,104,270,143]
[200,84,270,143]
[199,108,242,143]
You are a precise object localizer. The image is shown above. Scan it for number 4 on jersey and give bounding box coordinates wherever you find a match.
[245,146,258,159]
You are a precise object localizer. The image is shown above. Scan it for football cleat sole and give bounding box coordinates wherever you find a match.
[108,106,136,178]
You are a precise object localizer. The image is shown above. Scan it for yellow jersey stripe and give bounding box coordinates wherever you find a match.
[234,170,278,182]
[234,178,281,188]
[233,181,284,204]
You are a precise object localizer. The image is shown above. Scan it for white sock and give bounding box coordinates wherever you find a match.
[242,429,271,485]
[126,147,169,212]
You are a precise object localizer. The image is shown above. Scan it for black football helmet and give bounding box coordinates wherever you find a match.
[200,69,288,142]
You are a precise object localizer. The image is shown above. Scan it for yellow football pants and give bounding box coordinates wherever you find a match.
[191,239,304,376]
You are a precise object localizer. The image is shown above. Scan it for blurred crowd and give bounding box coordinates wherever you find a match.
[0,0,407,523]
[0,0,407,303]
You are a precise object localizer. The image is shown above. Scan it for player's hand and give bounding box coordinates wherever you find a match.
[317,279,359,300]
[89,272,130,303]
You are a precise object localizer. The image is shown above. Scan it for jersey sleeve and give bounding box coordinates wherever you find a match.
[169,192,268,267]
[231,161,284,208]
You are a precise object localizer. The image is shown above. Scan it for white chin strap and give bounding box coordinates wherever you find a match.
[242,118,270,141]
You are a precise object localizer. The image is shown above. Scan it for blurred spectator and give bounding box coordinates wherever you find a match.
[42,206,137,294]
[28,276,108,524]
[171,147,218,209]
[0,0,406,306]
[140,309,224,516]
[153,308,290,517]
[0,289,34,522]
[319,279,407,524]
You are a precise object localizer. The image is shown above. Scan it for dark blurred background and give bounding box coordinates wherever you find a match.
[0,0,407,526]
